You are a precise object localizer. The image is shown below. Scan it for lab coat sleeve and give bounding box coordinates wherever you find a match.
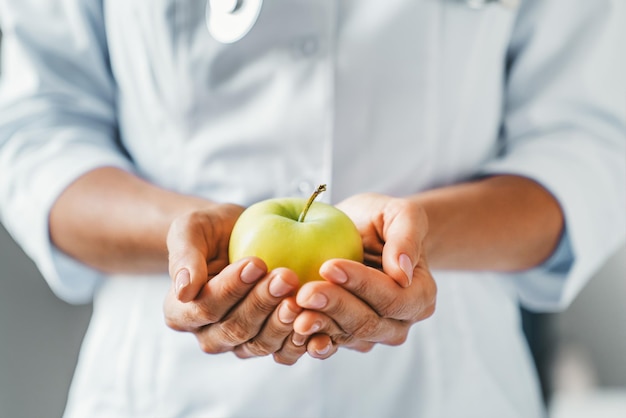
[480,0,626,312]
[0,1,133,304]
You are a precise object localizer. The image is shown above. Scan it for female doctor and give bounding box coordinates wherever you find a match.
[0,0,624,417]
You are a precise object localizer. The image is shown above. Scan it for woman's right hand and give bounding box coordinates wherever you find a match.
[163,204,308,364]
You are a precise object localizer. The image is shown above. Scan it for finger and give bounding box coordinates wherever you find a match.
[293,311,376,353]
[306,334,338,360]
[293,310,342,341]
[320,258,436,323]
[296,281,409,345]
[167,212,216,302]
[380,200,428,288]
[234,298,303,358]
[202,257,268,315]
[293,310,352,350]
[197,268,299,354]
[345,340,376,353]
[163,258,266,332]
[273,332,309,366]
[163,285,192,331]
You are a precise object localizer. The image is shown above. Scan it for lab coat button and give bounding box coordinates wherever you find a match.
[290,179,314,197]
[294,36,319,58]
[298,180,313,195]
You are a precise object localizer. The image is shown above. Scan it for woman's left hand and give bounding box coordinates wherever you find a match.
[293,193,437,359]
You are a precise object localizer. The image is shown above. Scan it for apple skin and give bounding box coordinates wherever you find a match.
[229,198,363,285]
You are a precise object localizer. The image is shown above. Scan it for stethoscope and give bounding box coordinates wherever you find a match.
[206,0,519,44]
[206,0,263,44]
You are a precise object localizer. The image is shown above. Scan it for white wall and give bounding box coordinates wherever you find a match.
[0,225,92,418]
[551,245,626,389]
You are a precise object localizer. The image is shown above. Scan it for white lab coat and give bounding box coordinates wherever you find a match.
[0,0,624,417]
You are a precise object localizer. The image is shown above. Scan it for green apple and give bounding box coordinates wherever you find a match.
[229,185,363,285]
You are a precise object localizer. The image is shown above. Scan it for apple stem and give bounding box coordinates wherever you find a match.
[298,184,327,223]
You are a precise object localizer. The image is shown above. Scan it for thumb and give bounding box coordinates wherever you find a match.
[169,247,209,303]
[381,202,428,288]
[167,215,212,302]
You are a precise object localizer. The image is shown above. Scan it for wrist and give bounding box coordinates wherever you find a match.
[409,175,564,272]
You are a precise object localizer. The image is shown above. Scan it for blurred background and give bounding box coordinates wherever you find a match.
[1,23,625,418]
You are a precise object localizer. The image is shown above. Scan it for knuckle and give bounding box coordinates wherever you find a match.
[395,197,413,211]
[394,302,416,321]
[245,339,276,357]
[332,334,353,347]
[386,329,409,346]
[376,291,414,320]
[352,315,381,339]
[412,279,437,323]
[403,198,425,220]
[198,338,225,355]
[397,274,437,324]
[198,341,214,354]
[386,197,413,218]
[164,298,215,331]
[349,277,372,299]
[422,300,437,320]
[164,315,185,332]
[354,342,375,353]
[233,349,249,360]
[220,278,246,302]
[376,296,402,319]
[184,210,210,227]
[248,291,277,315]
[218,319,254,346]
[192,302,221,324]
[273,352,298,366]
[167,212,200,242]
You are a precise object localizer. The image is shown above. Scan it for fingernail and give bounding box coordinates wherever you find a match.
[315,341,332,356]
[278,303,298,324]
[269,275,293,298]
[399,253,413,287]
[292,333,307,346]
[325,265,347,284]
[240,262,265,284]
[175,269,190,297]
[305,293,327,309]
[307,322,321,334]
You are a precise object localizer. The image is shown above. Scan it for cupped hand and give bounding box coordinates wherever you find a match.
[166,203,243,302]
[163,204,308,363]
[295,194,437,358]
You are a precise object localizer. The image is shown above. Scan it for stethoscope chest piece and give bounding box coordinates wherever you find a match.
[206,0,263,44]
